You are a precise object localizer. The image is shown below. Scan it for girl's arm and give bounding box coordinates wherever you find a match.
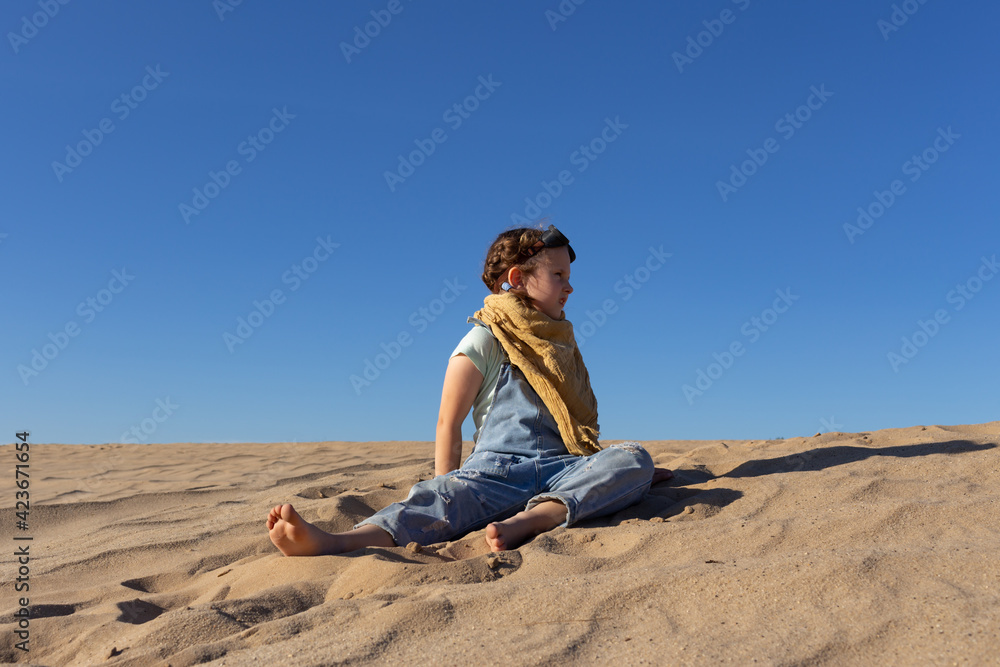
[434,354,483,476]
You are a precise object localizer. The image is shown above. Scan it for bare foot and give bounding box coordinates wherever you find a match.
[266,504,397,556]
[485,522,513,552]
[267,503,340,556]
[485,500,568,552]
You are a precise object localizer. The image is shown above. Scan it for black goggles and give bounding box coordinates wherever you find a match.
[526,225,576,262]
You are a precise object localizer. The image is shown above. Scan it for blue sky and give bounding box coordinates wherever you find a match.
[3,0,997,445]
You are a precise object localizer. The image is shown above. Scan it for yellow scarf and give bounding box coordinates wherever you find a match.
[473,292,601,456]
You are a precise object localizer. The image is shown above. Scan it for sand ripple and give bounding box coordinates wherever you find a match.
[2,424,998,665]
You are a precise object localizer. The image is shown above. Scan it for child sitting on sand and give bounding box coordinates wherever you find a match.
[267,225,671,555]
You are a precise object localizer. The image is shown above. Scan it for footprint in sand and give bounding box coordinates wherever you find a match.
[27,603,76,619]
[117,599,167,625]
[121,572,191,594]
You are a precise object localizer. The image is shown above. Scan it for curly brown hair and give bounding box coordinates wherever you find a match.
[480,225,549,308]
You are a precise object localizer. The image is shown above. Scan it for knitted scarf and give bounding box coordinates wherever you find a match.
[473,292,601,456]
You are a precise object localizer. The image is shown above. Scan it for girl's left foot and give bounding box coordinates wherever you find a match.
[484,500,568,552]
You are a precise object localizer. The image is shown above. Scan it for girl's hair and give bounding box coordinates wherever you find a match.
[481,225,546,308]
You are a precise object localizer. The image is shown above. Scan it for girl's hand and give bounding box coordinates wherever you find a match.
[651,467,674,484]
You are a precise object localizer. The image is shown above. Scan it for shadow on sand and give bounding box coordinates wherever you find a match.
[723,439,996,479]
[626,438,996,522]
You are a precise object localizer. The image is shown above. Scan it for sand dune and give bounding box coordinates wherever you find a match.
[2,422,998,665]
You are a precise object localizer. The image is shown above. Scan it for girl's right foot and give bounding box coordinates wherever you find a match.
[266,504,398,556]
[267,503,340,556]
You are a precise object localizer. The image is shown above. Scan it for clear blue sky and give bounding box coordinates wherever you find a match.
[3,1,997,445]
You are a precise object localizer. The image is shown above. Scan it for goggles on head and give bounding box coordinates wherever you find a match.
[493,225,577,293]
[525,224,576,263]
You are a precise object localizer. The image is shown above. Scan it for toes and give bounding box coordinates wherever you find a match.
[267,504,297,531]
[485,523,507,552]
[279,503,298,523]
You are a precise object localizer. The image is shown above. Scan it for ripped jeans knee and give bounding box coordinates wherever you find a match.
[610,441,646,455]
[592,441,654,475]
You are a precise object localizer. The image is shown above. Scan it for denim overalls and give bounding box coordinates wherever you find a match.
[356,324,654,547]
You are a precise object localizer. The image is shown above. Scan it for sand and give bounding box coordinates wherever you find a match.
[2,422,998,666]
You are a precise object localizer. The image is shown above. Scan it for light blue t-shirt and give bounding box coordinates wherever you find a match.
[449,318,507,443]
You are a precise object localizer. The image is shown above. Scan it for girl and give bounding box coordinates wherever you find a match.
[267,225,671,555]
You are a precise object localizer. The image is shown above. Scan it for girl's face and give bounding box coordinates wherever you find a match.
[518,246,574,320]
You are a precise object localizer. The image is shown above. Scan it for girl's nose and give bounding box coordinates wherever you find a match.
[565,281,573,294]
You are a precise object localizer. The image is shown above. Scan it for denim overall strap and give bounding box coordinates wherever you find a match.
[469,362,569,460]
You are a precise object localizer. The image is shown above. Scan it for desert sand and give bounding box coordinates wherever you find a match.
[2,422,998,666]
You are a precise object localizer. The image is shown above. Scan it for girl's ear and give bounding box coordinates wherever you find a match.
[507,266,523,290]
